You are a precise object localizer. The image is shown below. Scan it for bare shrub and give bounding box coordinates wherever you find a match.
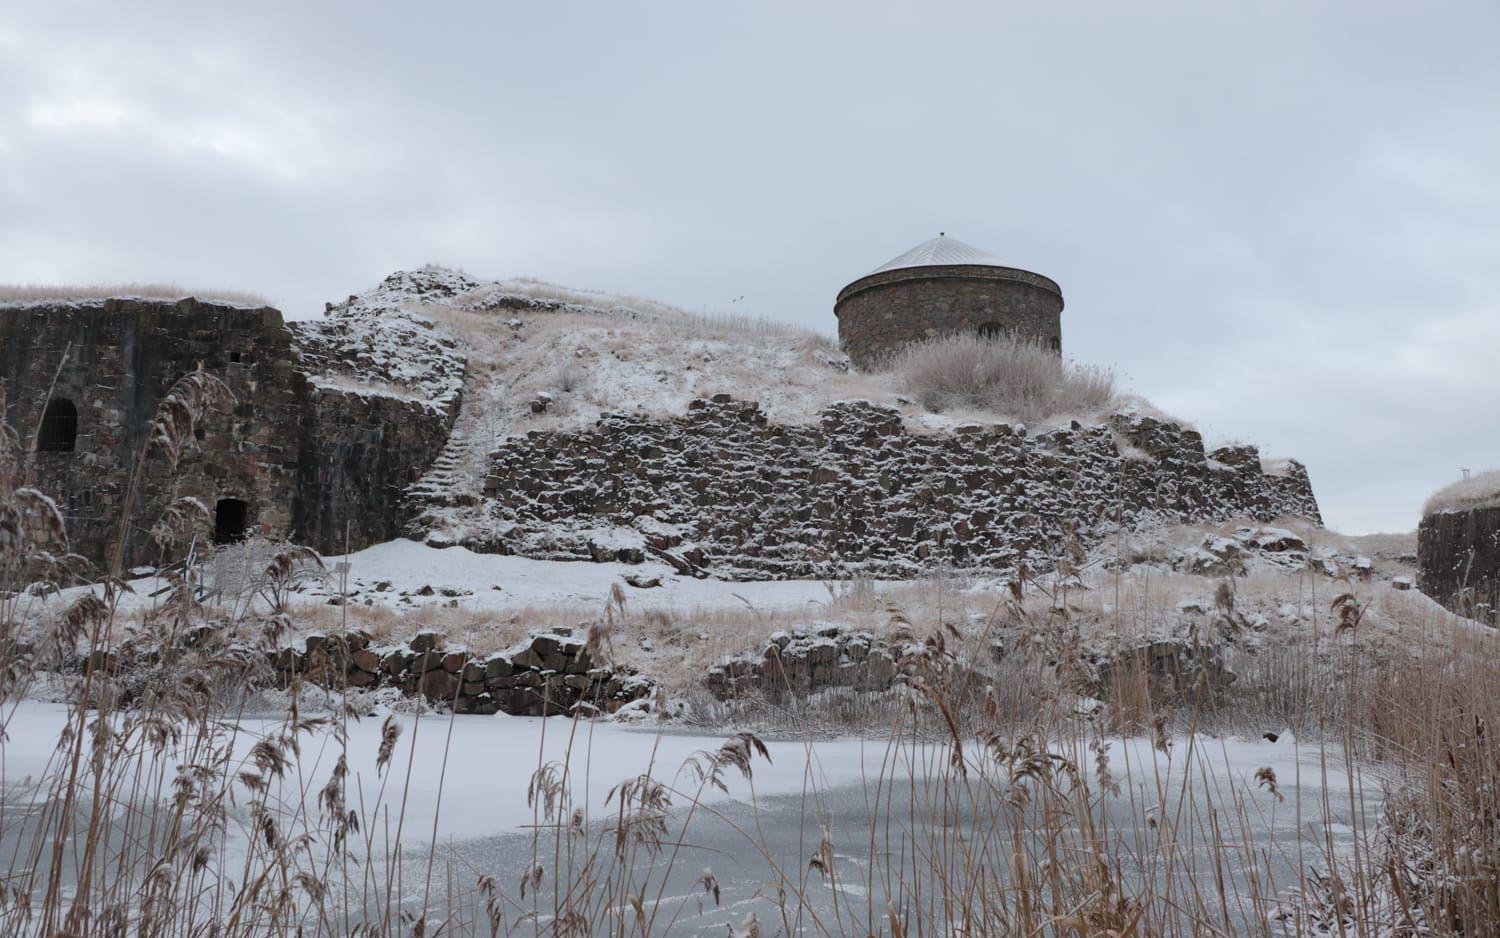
[890,332,1115,422]
[204,535,328,616]
[551,360,588,396]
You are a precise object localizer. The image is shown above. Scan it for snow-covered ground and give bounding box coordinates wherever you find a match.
[332,539,854,612]
[19,538,899,631]
[16,524,1482,677]
[315,266,1156,435]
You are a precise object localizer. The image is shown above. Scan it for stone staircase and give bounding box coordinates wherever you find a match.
[403,433,483,516]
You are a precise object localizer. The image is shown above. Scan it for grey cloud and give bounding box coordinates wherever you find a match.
[2,0,1497,532]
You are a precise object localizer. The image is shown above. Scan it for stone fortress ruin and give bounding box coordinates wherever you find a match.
[1,257,1323,585]
[0,295,460,570]
[835,234,1065,368]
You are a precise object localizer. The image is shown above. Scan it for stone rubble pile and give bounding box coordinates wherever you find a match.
[57,626,655,717]
[290,269,468,415]
[706,626,912,700]
[1088,639,1238,701]
[704,621,1245,707]
[276,627,655,716]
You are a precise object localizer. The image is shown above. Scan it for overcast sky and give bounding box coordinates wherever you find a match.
[3,1,1497,534]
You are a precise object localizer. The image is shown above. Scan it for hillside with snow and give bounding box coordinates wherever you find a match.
[281,266,1314,563]
[292,265,1163,433]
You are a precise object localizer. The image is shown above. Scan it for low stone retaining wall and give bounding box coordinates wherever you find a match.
[706,624,1240,707]
[273,628,654,715]
[68,627,654,717]
[706,627,911,700]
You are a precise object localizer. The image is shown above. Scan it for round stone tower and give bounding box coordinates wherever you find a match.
[834,234,1064,369]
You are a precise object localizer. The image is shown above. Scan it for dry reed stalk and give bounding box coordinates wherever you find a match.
[1,371,1496,933]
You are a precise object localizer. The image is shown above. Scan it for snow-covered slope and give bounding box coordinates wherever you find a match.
[284,266,1320,563]
[288,270,469,413]
[305,266,897,542]
[294,265,1188,452]
[294,266,974,432]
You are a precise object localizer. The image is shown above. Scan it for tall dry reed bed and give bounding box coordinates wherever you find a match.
[1,370,1496,935]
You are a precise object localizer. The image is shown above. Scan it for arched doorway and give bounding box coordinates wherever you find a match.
[37,398,78,452]
[214,498,250,544]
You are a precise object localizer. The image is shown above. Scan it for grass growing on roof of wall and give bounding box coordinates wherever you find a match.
[457,274,839,348]
[889,331,1117,423]
[1424,467,1500,514]
[0,283,271,308]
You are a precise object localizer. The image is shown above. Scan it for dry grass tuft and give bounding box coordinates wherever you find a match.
[461,275,836,349]
[889,332,1115,422]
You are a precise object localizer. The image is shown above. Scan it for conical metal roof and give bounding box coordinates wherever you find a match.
[868,234,1008,275]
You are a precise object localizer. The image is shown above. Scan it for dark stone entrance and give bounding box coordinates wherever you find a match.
[214,498,249,544]
[37,398,78,452]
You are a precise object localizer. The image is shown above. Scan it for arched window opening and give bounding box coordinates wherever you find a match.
[37,399,79,452]
[975,322,1008,340]
[214,498,250,545]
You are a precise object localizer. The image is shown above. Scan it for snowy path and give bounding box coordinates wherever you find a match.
[332,539,854,614]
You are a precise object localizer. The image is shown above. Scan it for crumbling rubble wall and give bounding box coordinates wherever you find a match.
[54,627,653,717]
[478,397,1320,579]
[276,627,653,716]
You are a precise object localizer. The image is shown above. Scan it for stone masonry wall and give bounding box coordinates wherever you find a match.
[835,265,1064,368]
[479,397,1320,579]
[0,299,304,570]
[294,387,454,553]
[0,299,454,570]
[1418,506,1500,625]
